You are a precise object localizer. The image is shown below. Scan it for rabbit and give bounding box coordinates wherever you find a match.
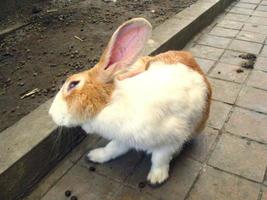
[49,18,212,185]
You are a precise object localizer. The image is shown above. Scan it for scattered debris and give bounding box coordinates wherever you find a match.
[138,181,146,188]
[65,190,72,197]
[50,64,57,68]
[20,88,40,99]
[17,82,25,87]
[238,53,257,61]
[32,5,42,14]
[239,53,256,69]
[89,166,96,172]
[241,60,254,69]
[46,9,58,13]
[70,195,78,200]
[236,68,244,73]
[74,35,83,42]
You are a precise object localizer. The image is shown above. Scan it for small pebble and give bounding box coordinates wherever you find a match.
[217,71,221,74]
[138,181,146,188]
[50,64,57,68]
[18,82,25,86]
[89,166,96,172]
[32,5,42,14]
[65,190,71,197]
[70,196,78,200]
[236,68,244,73]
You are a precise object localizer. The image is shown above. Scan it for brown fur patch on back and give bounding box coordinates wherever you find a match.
[149,51,212,134]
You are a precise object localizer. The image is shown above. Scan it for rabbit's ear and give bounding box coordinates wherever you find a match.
[96,18,152,83]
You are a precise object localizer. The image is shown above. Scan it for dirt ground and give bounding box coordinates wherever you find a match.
[0,0,197,132]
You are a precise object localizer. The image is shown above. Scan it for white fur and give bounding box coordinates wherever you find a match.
[82,62,208,184]
[49,61,208,184]
[49,90,81,127]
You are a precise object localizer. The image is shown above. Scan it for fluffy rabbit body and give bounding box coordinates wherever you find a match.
[49,18,211,184]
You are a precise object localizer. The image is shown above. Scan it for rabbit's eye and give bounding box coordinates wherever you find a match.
[67,80,80,91]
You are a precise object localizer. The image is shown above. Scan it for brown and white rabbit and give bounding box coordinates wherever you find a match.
[49,18,212,185]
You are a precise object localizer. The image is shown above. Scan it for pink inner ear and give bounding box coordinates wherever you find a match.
[106,23,148,69]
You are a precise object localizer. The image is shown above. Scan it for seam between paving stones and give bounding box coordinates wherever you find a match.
[211,98,267,116]
[208,164,263,185]
[225,131,267,146]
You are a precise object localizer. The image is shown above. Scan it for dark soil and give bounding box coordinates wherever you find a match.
[0,0,197,132]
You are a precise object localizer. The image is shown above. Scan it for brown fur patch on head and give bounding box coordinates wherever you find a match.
[63,68,114,122]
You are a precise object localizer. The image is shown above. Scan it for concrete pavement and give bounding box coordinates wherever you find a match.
[24,0,267,199]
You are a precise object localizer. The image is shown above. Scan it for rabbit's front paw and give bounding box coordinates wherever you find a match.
[147,166,169,185]
[87,148,109,163]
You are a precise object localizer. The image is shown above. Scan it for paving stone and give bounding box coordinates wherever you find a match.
[111,186,155,200]
[230,7,254,15]
[252,10,267,17]
[255,56,267,71]
[262,0,267,6]
[243,24,267,34]
[25,159,74,200]
[207,101,232,129]
[209,27,239,38]
[183,127,219,162]
[197,34,231,49]
[228,39,262,54]
[78,139,144,183]
[209,62,249,83]
[247,70,267,90]
[225,107,267,144]
[224,13,250,22]
[217,20,244,30]
[209,133,267,182]
[236,86,267,113]
[195,57,215,74]
[240,0,261,4]
[209,78,241,104]
[190,44,224,60]
[220,50,248,65]
[187,166,260,200]
[126,157,201,200]
[235,2,257,9]
[247,16,267,26]
[257,5,267,12]
[42,164,122,200]
[236,30,266,43]
[261,45,267,57]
